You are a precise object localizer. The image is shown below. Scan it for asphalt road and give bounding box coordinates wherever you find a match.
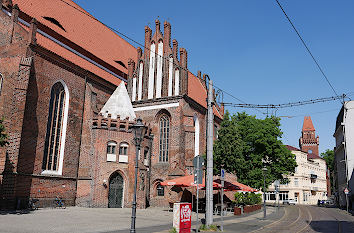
[252,205,354,233]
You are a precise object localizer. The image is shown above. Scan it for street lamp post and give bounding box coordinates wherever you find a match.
[262,167,268,219]
[130,118,147,233]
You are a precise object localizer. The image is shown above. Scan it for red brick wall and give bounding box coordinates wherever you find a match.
[0,8,222,210]
[133,97,213,207]
[76,119,151,208]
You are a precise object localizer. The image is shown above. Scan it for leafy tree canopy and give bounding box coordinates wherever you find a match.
[213,111,297,190]
[0,117,8,147]
[321,149,334,172]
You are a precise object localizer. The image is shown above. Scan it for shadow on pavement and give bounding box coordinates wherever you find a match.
[309,220,354,232]
[0,209,33,215]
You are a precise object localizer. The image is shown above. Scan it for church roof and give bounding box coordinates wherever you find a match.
[188,72,223,119]
[302,116,315,131]
[100,82,136,120]
[13,0,137,86]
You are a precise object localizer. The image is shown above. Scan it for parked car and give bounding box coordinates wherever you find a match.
[318,200,325,206]
[283,199,297,205]
[318,199,335,207]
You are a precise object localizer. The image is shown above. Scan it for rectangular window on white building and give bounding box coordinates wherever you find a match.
[279,191,289,200]
[265,192,276,201]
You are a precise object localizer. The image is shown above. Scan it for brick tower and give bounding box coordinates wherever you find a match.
[299,116,319,155]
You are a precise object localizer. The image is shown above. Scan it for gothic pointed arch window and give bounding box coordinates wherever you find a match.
[159,115,170,162]
[42,81,69,174]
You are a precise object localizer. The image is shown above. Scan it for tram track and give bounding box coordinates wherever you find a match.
[254,205,313,233]
[295,205,312,233]
[248,205,354,233]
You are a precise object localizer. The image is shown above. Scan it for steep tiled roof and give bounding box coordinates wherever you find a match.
[188,72,223,119]
[286,145,323,160]
[308,153,322,160]
[302,116,315,131]
[286,145,301,151]
[36,33,121,85]
[13,0,137,85]
[12,0,225,113]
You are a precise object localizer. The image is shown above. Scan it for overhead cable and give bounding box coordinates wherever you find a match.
[223,94,346,109]
[275,0,342,104]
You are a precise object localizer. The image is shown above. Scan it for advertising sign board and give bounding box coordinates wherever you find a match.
[173,203,192,233]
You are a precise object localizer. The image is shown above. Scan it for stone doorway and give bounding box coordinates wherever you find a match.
[108,172,124,208]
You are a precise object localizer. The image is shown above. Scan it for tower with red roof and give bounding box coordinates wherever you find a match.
[299,116,319,155]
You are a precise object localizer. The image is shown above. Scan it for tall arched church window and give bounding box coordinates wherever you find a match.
[42,81,69,174]
[159,115,170,162]
[0,73,3,96]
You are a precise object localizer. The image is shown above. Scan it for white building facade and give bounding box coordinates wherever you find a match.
[266,146,328,205]
[334,101,354,208]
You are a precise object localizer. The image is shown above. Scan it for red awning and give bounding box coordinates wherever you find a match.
[232,181,257,192]
[214,179,257,192]
[160,175,221,188]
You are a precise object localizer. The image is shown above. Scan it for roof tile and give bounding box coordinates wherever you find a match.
[302,116,315,131]
[14,0,137,84]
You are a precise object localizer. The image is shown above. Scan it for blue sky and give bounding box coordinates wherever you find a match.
[74,0,354,154]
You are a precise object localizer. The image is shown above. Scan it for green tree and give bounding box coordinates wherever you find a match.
[0,117,8,147]
[321,149,335,193]
[213,111,297,190]
[321,149,334,172]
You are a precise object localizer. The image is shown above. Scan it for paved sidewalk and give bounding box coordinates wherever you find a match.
[0,206,283,233]
[154,206,283,233]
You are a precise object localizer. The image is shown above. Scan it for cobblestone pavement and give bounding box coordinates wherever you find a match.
[252,205,354,233]
[0,206,280,233]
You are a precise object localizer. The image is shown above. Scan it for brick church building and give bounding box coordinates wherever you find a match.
[0,0,223,209]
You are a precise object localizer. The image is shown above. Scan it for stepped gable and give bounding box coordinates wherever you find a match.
[100,82,136,120]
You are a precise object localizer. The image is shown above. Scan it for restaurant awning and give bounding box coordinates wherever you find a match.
[213,179,257,192]
[160,175,221,188]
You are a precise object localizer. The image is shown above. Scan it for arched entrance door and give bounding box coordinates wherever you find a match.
[108,172,124,208]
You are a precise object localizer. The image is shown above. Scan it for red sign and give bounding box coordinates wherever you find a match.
[179,203,191,233]
[344,188,349,194]
[173,203,192,233]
